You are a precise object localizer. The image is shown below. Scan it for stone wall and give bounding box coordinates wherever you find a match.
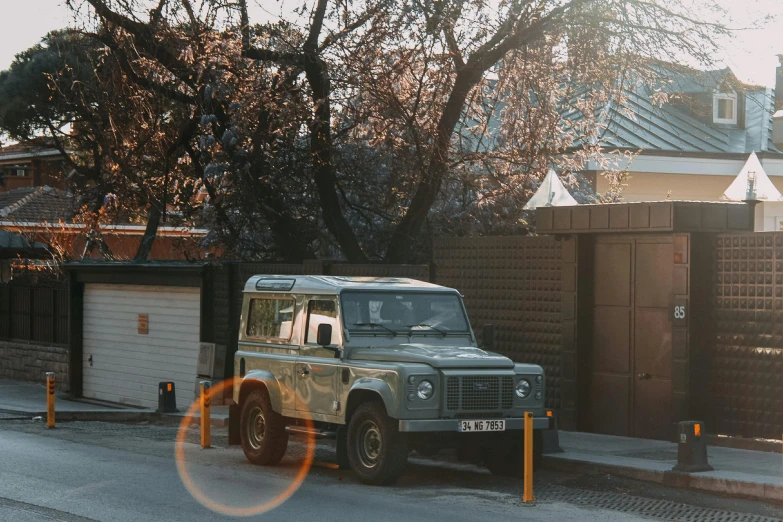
[0,341,68,392]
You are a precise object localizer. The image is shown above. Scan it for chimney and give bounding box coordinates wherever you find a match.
[774,55,783,149]
[777,54,783,112]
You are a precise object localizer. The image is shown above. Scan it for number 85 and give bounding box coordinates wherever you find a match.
[674,306,686,319]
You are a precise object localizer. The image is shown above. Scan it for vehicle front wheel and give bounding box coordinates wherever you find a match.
[240,389,288,465]
[347,402,408,485]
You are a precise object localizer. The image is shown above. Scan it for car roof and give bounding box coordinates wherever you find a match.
[243,275,456,295]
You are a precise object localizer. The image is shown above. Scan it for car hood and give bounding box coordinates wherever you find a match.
[346,343,514,369]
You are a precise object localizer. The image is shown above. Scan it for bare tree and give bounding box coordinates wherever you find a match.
[62,0,729,262]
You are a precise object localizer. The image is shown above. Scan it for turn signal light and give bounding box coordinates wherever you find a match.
[546,410,553,417]
[694,423,701,436]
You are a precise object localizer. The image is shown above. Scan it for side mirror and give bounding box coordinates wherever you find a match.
[317,323,333,346]
[482,324,496,351]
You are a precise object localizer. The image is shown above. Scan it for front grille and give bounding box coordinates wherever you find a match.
[445,375,514,411]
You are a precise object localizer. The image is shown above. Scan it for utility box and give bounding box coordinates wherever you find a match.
[156,381,178,413]
[673,420,713,473]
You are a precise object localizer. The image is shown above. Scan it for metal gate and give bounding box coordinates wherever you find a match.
[591,235,674,439]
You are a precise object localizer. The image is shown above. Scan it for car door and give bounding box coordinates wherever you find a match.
[295,296,341,418]
[241,294,302,413]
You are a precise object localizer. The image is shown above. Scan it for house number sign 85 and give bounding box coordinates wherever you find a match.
[674,305,686,320]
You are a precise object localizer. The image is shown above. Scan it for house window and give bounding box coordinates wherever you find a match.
[713,91,737,124]
[15,169,26,177]
[246,298,295,340]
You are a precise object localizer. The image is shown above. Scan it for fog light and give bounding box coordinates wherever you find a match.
[535,391,543,400]
[408,375,416,384]
[536,375,543,384]
[408,393,416,401]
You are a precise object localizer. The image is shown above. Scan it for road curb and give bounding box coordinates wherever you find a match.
[0,409,229,428]
[543,455,783,504]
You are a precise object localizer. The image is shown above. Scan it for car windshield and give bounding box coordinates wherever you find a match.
[340,291,469,333]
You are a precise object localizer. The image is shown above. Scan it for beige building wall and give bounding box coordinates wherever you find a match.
[596,172,783,202]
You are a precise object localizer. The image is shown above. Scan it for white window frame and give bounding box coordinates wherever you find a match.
[713,90,738,124]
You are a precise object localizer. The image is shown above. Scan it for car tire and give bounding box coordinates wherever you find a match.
[347,402,408,485]
[240,389,288,465]
[485,431,542,477]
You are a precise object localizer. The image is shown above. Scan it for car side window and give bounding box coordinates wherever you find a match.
[246,298,295,340]
[305,299,338,344]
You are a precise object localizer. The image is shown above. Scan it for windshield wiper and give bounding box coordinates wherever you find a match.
[352,322,398,337]
[406,323,448,337]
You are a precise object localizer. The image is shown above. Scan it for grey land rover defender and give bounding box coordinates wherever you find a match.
[229,275,549,485]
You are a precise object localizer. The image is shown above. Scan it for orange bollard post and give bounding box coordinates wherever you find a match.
[522,411,535,504]
[200,381,211,449]
[46,372,55,429]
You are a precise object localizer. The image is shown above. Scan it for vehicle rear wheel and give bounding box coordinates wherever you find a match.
[347,402,408,485]
[485,431,542,478]
[240,389,288,465]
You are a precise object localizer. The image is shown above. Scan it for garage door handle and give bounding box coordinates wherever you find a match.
[298,368,309,378]
[636,372,650,380]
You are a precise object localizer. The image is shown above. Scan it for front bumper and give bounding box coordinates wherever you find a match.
[399,416,550,433]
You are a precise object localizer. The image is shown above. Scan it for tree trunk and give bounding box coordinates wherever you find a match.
[385,72,478,263]
[303,54,368,263]
[134,203,162,261]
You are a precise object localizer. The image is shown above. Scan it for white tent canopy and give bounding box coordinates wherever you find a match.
[722,152,782,201]
[523,168,578,210]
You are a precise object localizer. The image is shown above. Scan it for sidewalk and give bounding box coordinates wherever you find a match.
[0,379,228,426]
[545,431,783,503]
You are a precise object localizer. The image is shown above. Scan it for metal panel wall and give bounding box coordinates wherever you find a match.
[712,233,783,438]
[433,236,563,409]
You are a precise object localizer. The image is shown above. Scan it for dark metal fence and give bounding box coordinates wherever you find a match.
[433,236,563,410]
[0,282,69,345]
[709,233,783,439]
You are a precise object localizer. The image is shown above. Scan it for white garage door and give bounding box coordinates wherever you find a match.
[83,284,201,410]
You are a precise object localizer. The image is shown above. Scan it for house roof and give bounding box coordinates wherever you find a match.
[0,229,49,258]
[591,85,781,155]
[0,139,66,162]
[0,186,76,223]
[559,63,781,157]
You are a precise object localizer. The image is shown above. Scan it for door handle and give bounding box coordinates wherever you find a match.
[298,368,310,378]
[636,372,650,380]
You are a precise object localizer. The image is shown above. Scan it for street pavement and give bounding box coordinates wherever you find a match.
[1,420,782,522]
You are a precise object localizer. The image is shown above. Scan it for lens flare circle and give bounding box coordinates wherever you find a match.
[174,377,315,517]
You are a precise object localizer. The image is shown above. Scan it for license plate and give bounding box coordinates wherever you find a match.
[457,420,505,432]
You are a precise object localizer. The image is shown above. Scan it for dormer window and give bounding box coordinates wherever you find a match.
[713,90,737,124]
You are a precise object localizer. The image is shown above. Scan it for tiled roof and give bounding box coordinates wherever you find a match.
[0,186,76,223]
[0,187,37,209]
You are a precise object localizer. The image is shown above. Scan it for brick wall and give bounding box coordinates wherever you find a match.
[0,340,69,392]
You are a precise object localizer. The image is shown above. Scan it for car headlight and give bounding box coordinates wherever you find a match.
[515,379,531,398]
[417,380,434,400]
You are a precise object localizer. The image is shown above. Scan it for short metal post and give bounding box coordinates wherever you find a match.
[200,380,211,449]
[46,372,55,429]
[523,411,535,504]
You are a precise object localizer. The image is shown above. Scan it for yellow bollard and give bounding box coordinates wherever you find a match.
[46,372,55,429]
[522,411,535,504]
[200,380,211,449]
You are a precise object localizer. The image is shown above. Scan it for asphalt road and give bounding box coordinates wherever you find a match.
[0,420,780,522]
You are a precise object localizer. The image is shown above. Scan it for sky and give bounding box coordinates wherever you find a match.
[0,0,781,86]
